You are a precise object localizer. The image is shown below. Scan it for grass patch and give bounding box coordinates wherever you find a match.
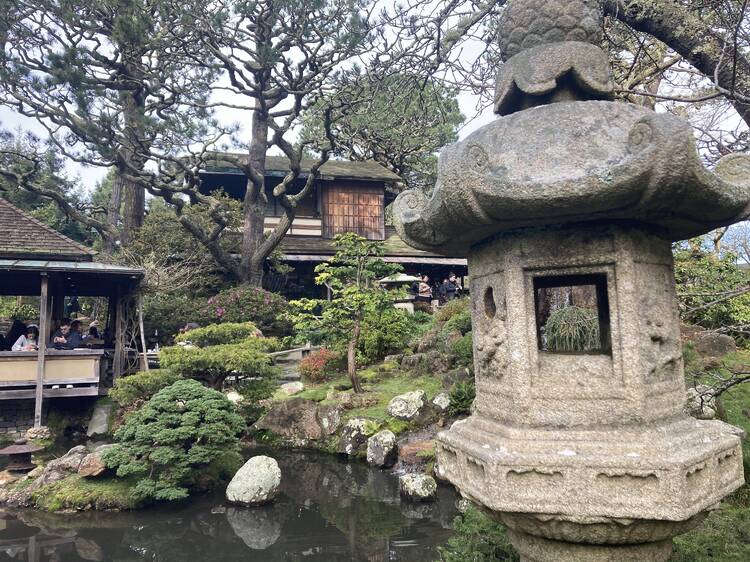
[30,474,143,512]
[673,504,750,561]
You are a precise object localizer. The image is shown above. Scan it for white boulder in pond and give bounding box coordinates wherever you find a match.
[226,456,281,506]
[399,473,437,501]
[387,390,427,420]
[366,430,398,468]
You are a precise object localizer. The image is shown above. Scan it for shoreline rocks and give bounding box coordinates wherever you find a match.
[399,474,437,501]
[367,430,398,468]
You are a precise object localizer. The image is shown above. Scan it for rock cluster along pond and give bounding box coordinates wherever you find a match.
[225,456,281,507]
[393,1,749,561]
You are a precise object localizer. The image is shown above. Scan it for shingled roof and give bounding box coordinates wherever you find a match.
[202,153,402,183]
[0,198,95,261]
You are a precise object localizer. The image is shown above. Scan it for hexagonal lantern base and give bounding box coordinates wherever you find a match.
[436,225,746,560]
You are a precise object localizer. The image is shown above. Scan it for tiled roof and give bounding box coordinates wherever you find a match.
[0,198,95,261]
[202,153,402,183]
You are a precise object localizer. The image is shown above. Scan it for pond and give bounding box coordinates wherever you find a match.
[0,449,458,562]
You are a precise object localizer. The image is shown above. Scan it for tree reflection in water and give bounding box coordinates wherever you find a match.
[0,450,457,562]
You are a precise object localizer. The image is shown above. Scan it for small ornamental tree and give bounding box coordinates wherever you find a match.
[103,379,245,502]
[291,233,401,392]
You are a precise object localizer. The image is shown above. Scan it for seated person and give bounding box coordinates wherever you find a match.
[88,322,100,339]
[5,319,27,351]
[50,318,77,349]
[12,325,39,351]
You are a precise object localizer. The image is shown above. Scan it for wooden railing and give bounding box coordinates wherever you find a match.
[0,349,105,400]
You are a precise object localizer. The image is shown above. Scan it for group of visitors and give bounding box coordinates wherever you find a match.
[0,318,101,352]
[412,273,462,304]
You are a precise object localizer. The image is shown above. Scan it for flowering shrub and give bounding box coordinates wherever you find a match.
[299,348,342,382]
[202,286,292,336]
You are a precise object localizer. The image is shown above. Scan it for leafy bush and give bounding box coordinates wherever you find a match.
[103,379,246,501]
[438,507,519,562]
[448,380,476,417]
[160,340,279,389]
[143,292,209,345]
[435,298,470,323]
[109,369,182,409]
[202,286,292,336]
[443,309,472,336]
[452,332,474,368]
[543,306,599,352]
[299,348,342,382]
[175,322,260,347]
[358,306,417,365]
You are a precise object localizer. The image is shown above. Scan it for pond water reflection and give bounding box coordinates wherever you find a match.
[0,450,458,561]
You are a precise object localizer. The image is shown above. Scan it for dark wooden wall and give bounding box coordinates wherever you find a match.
[322,181,385,240]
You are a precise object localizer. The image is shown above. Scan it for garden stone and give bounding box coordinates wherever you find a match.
[366,430,398,468]
[280,382,304,395]
[226,456,281,506]
[0,470,18,487]
[316,404,342,436]
[225,390,244,404]
[694,333,736,357]
[338,418,370,456]
[26,445,88,491]
[226,507,282,550]
[25,426,52,441]
[432,392,451,412]
[399,473,437,501]
[253,398,323,444]
[86,403,113,438]
[387,390,427,420]
[75,537,104,561]
[685,385,717,420]
[78,449,110,478]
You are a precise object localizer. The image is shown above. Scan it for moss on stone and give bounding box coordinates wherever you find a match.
[29,474,143,512]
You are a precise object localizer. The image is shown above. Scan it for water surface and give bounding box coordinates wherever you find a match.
[0,450,457,561]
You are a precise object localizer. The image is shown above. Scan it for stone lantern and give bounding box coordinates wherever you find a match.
[393,1,748,561]
[0,438,42,473]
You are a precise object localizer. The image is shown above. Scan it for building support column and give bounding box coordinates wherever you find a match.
[34,274,49,428]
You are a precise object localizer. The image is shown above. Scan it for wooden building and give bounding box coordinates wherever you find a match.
[200,154,467,297]
[0,198,144,427]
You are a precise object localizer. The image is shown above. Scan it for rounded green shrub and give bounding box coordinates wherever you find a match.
[448,380,475,417]
[109,369,182,409]
[442,309,472,337]
[451,332,474,368]
[103,379,246,502]
[435,297,469,323]
[543,306,600,352]
[160,341,279,389]
[175,322,260,347]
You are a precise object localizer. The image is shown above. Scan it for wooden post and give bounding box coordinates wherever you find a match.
[138,292,149,372]
[34,274,49,428]
[113,288,124,380]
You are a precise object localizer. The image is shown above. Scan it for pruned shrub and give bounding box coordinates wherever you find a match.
[358,307,416,365]
[103,379,246,501]
[160,341,279,390]
[452,332,474,368]
[543,306,599,352]
[202,286,292,336]
[109,369,182,409]
[443,308,472,336]
[175,322,260,347]
[435,297,469,322]
[299,348,342,382]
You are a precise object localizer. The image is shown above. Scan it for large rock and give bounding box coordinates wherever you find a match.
[0,470,18,487]
[253,398,324,445]
[366,430,398,468]
[78,445,114,479]
[87,403,113,438]
[686,385,717,420]
[75,537,105,561]
[387,390,427,420]
[399,473,437,501]
[280,382,304,396]
[226,456,281,506]
[317,404,342,436]
[338,418,370,456]
[226,507,282,550]
[26,445,88,492]
[694,333,737,357]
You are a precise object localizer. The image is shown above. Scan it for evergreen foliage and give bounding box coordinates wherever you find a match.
[175,322,262,347]
[109,369,182,410]
[438,507,519,562]
[103,379,245,502]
